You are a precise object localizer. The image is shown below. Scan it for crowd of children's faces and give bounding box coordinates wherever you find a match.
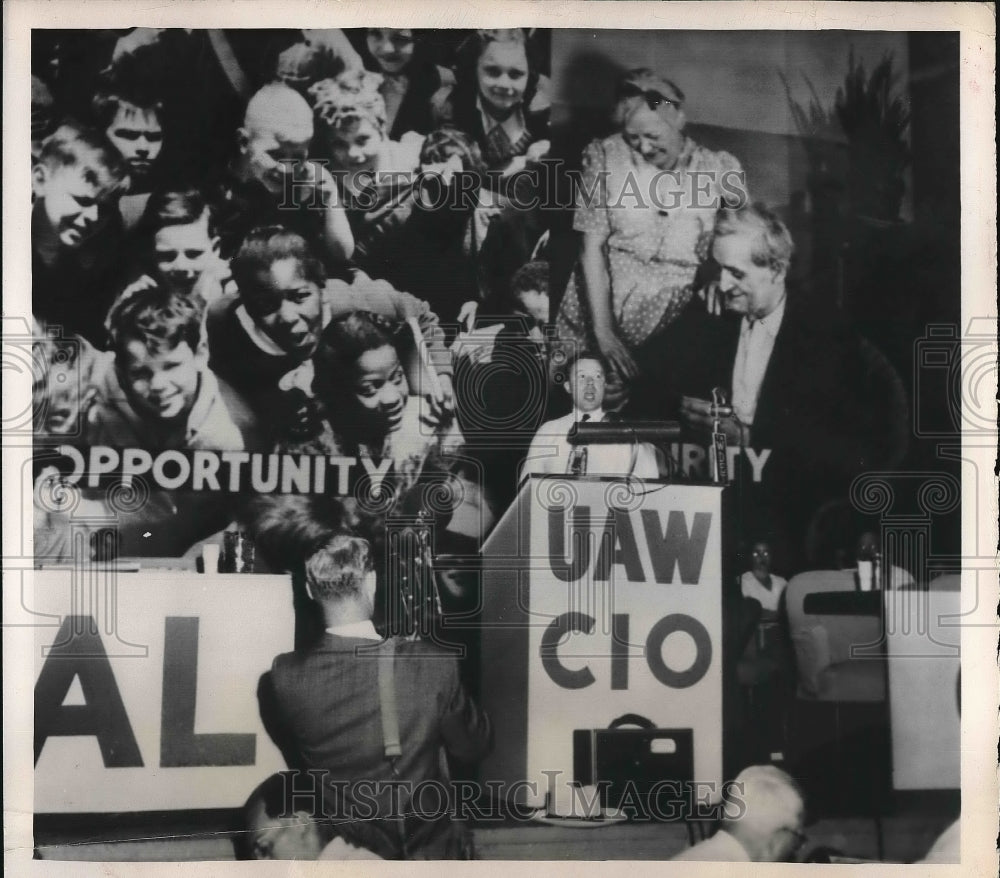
[31,29,552,504]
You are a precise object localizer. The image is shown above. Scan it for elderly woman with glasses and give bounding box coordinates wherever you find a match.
[554,70,747,408]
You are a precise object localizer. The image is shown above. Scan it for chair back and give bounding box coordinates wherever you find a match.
[857,336,910,469]
[785,570,883,699]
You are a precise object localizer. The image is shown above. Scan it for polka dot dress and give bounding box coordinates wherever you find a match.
[555,132,744,368]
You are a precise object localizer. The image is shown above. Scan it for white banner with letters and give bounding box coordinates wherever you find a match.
[525,479,724,811]
[32,571,294,813]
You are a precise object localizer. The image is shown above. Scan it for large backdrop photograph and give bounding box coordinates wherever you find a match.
[8,6,994,870]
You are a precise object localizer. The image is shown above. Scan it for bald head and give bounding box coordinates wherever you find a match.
[723,765,805,862]
[244,83,314,141]
[239,83,315,195]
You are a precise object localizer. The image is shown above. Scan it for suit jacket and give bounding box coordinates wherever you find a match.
[640,290,870,472]
[635,290,872,563]
[263,634,492,854]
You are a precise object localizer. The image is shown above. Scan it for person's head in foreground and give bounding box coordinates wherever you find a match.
[239,771,383,860]
[238,82,315,197]
[107,283,206,424]
[304,534,377,624]
[563,353,607,416]
[139,189,224,295]
[312,311,409,442]
[231,226,326,359]
[712,204,794,321]
[32,122,129,250]
[722,765,807,862]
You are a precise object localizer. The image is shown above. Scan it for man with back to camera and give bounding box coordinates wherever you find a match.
[259,534,492,859]
[673,764,807,862]
[524,352,661,479]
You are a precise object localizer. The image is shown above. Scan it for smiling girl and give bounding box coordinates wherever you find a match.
[433,29,550,180]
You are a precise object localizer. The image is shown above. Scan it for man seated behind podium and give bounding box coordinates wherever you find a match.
[524,353,660,478]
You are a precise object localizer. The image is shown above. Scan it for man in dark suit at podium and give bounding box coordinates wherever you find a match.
[636,204,871,566]
[524,352,661,478]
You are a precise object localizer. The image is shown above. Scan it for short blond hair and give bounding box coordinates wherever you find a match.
[37,122,130,197]
[305,534,372,601]
[310,69,387,134]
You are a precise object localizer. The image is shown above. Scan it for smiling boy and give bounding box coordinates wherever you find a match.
[88,283,257,451]
[32,122,130,347]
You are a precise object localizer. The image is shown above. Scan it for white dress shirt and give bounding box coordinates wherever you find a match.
[731,296,786,427]
[740,570,789,613]
[671,828,751,862]
[325,620,381,640]
[524,409,661,478]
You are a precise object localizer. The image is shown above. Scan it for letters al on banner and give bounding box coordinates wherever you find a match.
[32,571,294,813]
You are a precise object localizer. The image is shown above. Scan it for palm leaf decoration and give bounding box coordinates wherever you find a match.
[780,69,842,171]
[835,49,911,168]
[782,48,911,220]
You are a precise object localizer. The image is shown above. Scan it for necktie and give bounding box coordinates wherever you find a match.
[567,414,590,476]
[484,122,513,167]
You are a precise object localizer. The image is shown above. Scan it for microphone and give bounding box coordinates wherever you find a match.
[567,420,681,445]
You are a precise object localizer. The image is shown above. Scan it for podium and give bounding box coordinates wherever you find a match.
[479,475,734,814]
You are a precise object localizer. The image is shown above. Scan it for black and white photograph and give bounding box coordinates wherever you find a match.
[4,1,997,872]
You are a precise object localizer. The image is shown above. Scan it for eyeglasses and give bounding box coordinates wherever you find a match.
[618,82,682,112]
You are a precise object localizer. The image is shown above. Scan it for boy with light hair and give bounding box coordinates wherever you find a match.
[90,283,257,451]
[32,122,130,347]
